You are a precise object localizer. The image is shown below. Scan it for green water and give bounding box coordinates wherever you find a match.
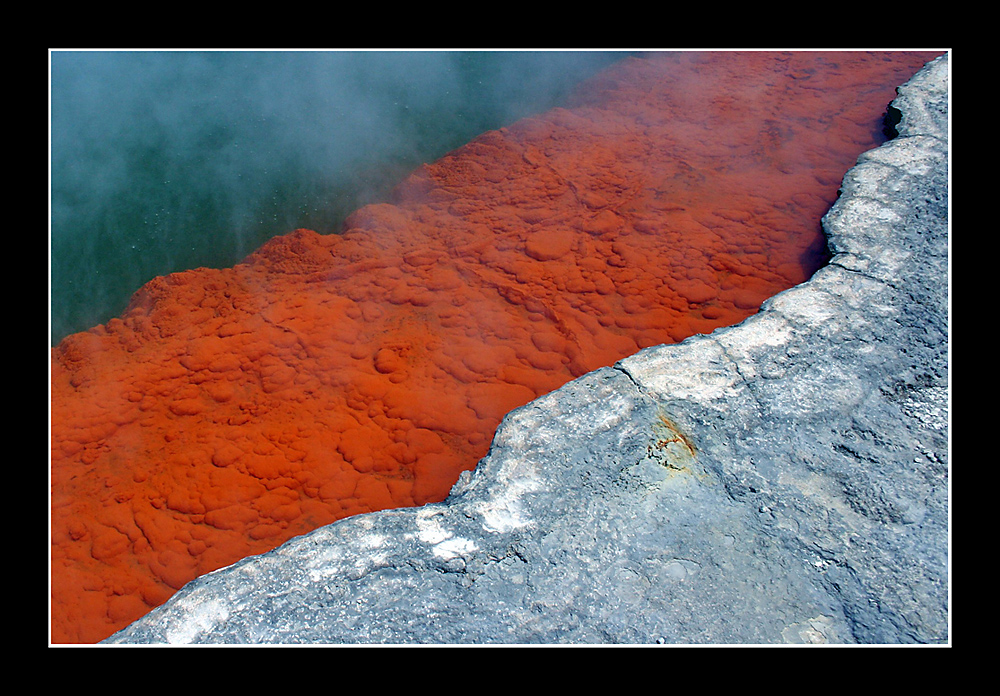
[50,50,629,345]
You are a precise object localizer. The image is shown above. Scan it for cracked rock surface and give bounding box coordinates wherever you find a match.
[104,54,949,645]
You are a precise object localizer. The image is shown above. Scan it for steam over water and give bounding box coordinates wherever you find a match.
[50,50,628,345]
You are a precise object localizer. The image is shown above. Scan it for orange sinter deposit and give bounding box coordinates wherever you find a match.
[50,51,941,643]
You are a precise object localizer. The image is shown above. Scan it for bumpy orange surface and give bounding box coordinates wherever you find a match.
[50,51,941,643]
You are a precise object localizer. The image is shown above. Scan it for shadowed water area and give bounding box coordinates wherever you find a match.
[50,50,942,644]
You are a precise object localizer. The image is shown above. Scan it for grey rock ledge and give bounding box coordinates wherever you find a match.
[105,54,950,645]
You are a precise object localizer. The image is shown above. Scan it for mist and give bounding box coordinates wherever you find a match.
[49,49,630,345]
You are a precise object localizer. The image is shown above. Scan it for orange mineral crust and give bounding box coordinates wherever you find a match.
[50,51,941,643]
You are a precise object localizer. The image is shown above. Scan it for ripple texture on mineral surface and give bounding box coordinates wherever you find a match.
[50,50,943,644]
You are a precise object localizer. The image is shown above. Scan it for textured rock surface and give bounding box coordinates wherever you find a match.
[104,54,949,645]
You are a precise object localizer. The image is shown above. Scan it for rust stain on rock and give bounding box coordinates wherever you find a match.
[649,412,699,478]
[654,413,697,459]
